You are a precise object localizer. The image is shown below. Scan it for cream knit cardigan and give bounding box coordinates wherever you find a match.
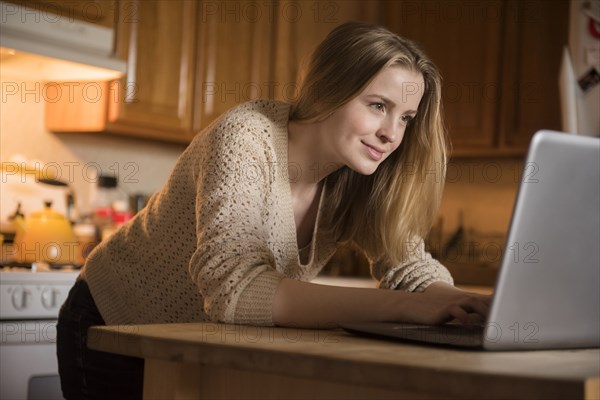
[82,100,453,326]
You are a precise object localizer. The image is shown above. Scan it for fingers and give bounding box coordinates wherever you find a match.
[448,304,470,325]
[449,295,491,325]
[477,293,493,307]
[466,295,491,316]
[416,291,493,326]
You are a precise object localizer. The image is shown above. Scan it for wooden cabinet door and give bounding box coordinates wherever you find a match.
[193,0,275,131]
[498,0,569,151]
[106,0,197,142]
[383,0,504,152]
[272,0,382,102]
[383,0,568,156]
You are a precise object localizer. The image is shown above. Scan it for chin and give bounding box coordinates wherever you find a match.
[348,163,379,176]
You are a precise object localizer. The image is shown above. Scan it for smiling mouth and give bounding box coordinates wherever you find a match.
[362,142,384,161]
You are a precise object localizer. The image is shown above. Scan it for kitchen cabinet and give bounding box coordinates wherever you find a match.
[192,1,276,131]
[105,0,198,141]
[46,0,382,142]
[271,0,382,101]
[383,0,569,156]
[47,0,279,142]
[47,0,568,149]
[193,0,384,128]
[498,0,569,150]
[46,0,198,143]
[194,0,382,128]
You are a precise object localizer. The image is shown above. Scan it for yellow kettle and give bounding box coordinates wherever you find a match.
[12,201,78,264]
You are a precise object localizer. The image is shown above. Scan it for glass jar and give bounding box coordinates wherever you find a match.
[91,175,130,241]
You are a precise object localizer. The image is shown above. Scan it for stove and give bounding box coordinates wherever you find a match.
[1,267,79,318]
[0,264,79,400]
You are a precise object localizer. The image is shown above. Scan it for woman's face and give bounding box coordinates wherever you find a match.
[321,65,425,176]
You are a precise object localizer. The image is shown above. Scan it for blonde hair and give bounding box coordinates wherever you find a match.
[290,21,447,265]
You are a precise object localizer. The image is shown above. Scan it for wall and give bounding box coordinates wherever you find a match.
[0,77,186,220]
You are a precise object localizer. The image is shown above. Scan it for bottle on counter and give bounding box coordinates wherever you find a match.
[101,199,133,240]
[72,222,98,265]
[91,175,132,241]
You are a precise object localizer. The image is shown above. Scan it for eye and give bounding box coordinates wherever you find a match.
[401,114,415,125]
[370,102,386,113]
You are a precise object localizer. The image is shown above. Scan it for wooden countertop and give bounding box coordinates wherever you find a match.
[88,323,599,399]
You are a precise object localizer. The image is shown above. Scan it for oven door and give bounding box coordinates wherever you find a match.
[0,320,63,400]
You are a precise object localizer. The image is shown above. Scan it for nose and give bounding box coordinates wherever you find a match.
[376,120,401,144]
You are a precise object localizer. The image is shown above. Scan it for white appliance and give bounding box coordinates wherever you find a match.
[0,268,79,400]
[0,0,126,81]
[559,0,600,136]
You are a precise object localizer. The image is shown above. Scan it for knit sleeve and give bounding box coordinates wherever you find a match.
[370,238,454,292]
[188,113,285,325]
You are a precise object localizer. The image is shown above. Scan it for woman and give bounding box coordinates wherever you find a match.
[57,21,490,399]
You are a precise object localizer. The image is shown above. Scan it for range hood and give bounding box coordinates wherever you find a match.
[0,1,126,81]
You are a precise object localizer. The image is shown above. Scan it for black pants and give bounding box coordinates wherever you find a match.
[56,278,144,400]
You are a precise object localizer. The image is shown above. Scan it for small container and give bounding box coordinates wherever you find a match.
[130,193,149,214]
[92,176,116,233]
[112,199,133,224]
[91,175,129,241]
[101,201,133,241]
[73,223,98,265]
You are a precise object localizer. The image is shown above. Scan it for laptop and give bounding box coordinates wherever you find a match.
[341,130,600,350]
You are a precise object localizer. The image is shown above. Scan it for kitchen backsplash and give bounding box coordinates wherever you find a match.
[440,158,521,239]
[1,78,186,218]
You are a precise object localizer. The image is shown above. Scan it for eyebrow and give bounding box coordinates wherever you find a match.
[365,94,418,114]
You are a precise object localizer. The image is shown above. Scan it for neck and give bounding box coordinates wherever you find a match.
[287,120,342,187]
